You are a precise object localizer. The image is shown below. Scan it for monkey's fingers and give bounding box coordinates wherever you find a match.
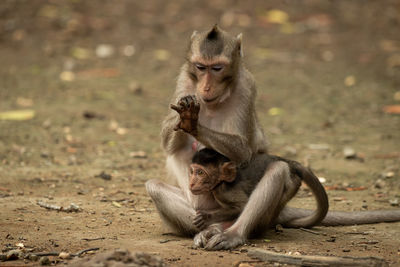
[194,221,205,230]
[179,96,191,108]
[170,104,182,113]
[194,102,200,112]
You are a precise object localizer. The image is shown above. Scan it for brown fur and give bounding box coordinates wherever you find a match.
[189,148,328,232]
[146,26,400,251]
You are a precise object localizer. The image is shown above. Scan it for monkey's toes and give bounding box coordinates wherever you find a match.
[205,233,245,251]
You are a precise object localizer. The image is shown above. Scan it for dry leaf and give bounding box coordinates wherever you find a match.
[60,71,75,81]
[344,75,356,87]
[383,105,400,114]
[112,201,122,208]
[0,109,35,121]
[345,186,367,192]
[77,68,120,79]
[263,9,289,24]
[154,49,170,61]
[268,107,284,116]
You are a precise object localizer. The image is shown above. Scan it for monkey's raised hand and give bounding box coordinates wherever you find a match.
[170,95,200,136]
[193,210,211,230]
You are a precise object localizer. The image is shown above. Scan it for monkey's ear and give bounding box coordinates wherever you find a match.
[191,31,198,40]
[236,33,243,57]
[220,162,237,182]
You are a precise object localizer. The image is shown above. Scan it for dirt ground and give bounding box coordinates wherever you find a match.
[1,0,400,266]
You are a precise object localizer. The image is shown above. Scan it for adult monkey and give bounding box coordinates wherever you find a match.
[146,25,271,237]
[145,25,400,250]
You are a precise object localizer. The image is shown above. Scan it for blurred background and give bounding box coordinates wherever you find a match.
[0,0,399,265]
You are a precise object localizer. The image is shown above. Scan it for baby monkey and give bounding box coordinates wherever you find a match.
[189,148,328,231]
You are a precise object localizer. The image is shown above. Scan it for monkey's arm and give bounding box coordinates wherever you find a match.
[194,188,248,230]
[196,125,252,164]
[193,207,241,230]
[161,111,190,154]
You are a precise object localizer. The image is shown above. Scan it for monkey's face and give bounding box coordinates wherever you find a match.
[187,26,241,106]
[189,164,219,195]
[191,61,233,106]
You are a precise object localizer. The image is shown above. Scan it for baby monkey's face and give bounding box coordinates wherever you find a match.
[189,163,218,195]
[189,161,237,195]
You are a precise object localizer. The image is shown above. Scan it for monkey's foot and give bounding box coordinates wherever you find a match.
[204,231,245,250]
[193,223,223,248]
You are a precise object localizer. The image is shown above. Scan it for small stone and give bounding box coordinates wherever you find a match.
[58,252,70,259]
[129,81,143,95]
[28,254,39,261]
[95,171,112,181]
[122,45,135,57]
[326,236,336,242]
[384,171,395,178]
[96,44,115,58]
[39,256,50,265]
[343,147,356,159]
[6,250,22,260]
[129,151,147,159]
[374,179,386,189]
[389,198,399,206]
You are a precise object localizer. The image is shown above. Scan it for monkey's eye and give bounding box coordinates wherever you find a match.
[211,65,223,72]
[196,169,204,175]
[190,168,194,174]
[195,63,206,71]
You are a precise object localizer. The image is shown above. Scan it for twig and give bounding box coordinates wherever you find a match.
[344,231,369,235]
[37,201,81,212]
[34,252,59,257]
[72,247,100,257]
[159,239,179,244]
[248,248,388,267]
[299,228,326,236]
[82,237,105,241]
[0,248,100,262]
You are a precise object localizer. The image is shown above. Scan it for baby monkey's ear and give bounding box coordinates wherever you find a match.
[219,162,237,182]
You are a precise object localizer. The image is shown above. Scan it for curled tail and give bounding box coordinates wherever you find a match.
[283,163,329,228]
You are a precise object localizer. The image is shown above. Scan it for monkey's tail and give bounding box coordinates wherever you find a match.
[283,165,329,228]
[278,207,400,226]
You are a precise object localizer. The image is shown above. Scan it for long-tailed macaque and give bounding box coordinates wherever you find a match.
[146,25,268,237]
[189,148,328,231]
[146,25,400,251]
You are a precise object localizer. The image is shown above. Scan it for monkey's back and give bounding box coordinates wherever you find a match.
[223,153,276,196]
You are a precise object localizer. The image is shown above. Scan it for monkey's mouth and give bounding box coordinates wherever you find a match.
[202,95,219,104]
[190,188,206,195]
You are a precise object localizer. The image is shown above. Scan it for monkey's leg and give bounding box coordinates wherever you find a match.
[205,161,289,250]
[145,179,197,236]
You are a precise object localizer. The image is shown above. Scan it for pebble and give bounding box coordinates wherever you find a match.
[343,147,356,159]
[374,179,386,189]
[96,44,115,58]
[39,256,50,265]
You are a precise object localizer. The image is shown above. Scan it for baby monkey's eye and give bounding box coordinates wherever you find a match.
[196,169,204,175]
